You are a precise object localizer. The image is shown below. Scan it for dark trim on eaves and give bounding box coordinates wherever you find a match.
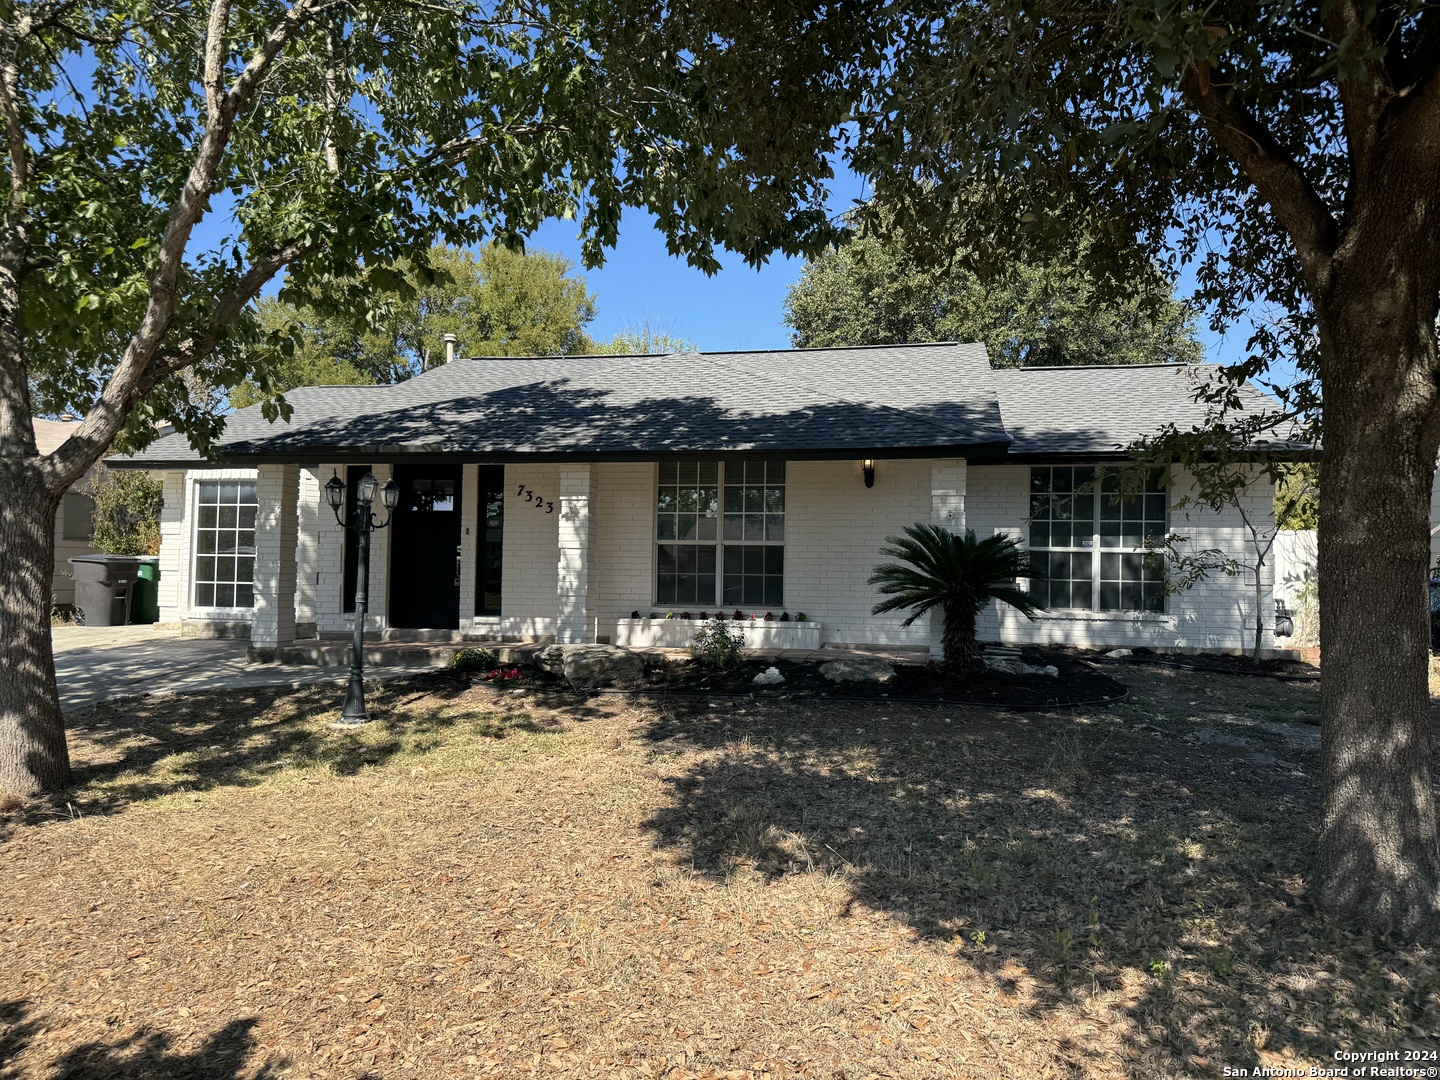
[108,441,1016,470]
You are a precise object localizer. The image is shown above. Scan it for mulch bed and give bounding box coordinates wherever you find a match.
[1083,646,1320,680]
[464,648,1129,710]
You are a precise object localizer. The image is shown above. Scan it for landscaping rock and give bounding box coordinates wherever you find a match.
[559,644,645,690]
[1105,648,1134,658]
[752,666,785,686]
[983,657,1059,677]
[534,643,568,675]
[820,658,895,684]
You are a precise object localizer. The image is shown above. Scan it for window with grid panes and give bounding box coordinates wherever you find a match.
[656,459,784,607]
[722,459,785,605]
[193,480,258,608]
[1028,466,1167,612]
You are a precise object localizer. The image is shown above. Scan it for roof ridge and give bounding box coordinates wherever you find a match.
[450,341,976,362]
[702,346,1007,446]
[997,362,1203,372]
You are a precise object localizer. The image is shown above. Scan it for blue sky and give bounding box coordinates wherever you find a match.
[525,178,1259,378]
[213,158,1265,375]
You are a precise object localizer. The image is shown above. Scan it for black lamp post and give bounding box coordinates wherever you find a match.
[325,470,401,725]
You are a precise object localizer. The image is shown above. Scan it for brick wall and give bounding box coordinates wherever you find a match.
[494,462,560,637]
[592,462,657,639]
[251,464,298,648]
[787,459,938,647]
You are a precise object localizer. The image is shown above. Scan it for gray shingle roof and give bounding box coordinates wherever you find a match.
[991,363,1281,456]
[118,343,1011,466]
[113,343,1280,468]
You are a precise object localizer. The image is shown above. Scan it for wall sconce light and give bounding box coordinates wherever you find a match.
[862,459,875,488]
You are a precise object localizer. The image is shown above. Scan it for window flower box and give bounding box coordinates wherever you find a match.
[614,617,821,650]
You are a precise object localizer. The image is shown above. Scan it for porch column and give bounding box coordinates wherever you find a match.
[556,465,596,643]
[252,463,299,652]
[930,459,968,659]
[295,467,319,638]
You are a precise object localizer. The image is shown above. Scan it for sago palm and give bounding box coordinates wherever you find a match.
[869,524,1045,674]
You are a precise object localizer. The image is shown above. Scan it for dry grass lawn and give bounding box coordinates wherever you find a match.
[1,662,1437,1079]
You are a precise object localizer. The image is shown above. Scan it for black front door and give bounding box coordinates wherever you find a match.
[389,465,462,629]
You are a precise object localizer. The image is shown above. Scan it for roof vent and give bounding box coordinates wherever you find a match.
[443,333,458,365]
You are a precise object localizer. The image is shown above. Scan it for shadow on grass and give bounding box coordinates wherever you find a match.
[637,701,1435,1076]
[60,672,574,813]
[0,999,301,1079]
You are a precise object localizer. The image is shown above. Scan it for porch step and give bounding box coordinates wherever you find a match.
[378,629,468,643]
[257,641,545,668]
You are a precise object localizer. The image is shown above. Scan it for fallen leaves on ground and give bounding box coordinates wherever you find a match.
[0,665,1435,1079]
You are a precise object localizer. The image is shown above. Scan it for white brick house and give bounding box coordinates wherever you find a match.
[115,343,1284,656]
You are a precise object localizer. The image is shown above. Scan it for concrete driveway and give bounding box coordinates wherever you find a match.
[51,625,419,712]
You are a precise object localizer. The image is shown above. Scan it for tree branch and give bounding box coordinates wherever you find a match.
[39,0,335,492]
[1325,0,1393,184]
[1181,67,1339,287]
[44,239,313,484]
[1396,2,1440,94]
[0,16,33,214]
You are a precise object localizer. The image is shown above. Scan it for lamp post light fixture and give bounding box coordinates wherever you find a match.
[325,470,401,725]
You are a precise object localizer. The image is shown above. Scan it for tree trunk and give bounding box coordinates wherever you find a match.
[941,601,981,675]
[1313,271,1440,937]
[1252,549,1265,665]
[0,459,70,797]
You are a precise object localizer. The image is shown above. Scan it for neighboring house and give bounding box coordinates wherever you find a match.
[34,417,102,609]
[112,342,1284,656]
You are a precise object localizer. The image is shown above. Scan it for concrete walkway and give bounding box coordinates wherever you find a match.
[51,625,419,713]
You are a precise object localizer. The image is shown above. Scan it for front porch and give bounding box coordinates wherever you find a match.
[159,457,970,658]
[254,634,932,670]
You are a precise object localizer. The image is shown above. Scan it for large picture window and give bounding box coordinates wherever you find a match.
[1028,466,1167,612]
[193,480,258,608]
[657,459,785,607]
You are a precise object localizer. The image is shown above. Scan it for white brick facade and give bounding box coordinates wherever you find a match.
[251,464,298,649]
[156,455,1277,655]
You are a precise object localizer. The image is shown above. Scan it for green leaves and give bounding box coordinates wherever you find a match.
[229,241,604,409]
[15,0,857,456]
[869,524,1045,626]
[784,198,1202,366]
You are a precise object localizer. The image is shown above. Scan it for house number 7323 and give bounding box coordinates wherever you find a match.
[517,486,555,514]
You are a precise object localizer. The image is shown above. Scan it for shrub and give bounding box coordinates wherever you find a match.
[690,615,746,670]
[1294,579,1320,648]
[451,647,499,673]
[869,524,1043,675]
[88,469,162,555]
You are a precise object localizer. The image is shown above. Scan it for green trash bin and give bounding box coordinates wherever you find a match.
[130,557,160,625]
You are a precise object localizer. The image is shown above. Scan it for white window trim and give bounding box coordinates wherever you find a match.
[1026,464,1170,614]
[654,459,786,609]
[188,475,260,614]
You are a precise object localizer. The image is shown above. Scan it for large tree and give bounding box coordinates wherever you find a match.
[595,0,1440,936]
[0,0,850,799]
[230,243,601,407]
[784,214,1204,366]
